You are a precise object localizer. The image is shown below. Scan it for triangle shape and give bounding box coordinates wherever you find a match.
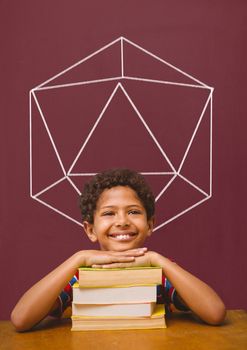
[42,39,122,87]
[31,93,64,196]
[35,81,118,172]
[122,80,210,170]
[70,84,174,173]
[123,40,204,86]
[37,177,82,224]
[154,175,206,229]
[179,102,211,195]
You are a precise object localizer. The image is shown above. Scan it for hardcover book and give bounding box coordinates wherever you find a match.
[71,304,166,331]
[72,301,155,317]
[78,267,162,288]
[73,282,157,304]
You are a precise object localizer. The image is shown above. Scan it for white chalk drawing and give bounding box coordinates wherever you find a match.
[29,36,213,232]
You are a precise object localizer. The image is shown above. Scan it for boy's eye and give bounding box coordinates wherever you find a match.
[128,210,142,215]
[102,211,115,216]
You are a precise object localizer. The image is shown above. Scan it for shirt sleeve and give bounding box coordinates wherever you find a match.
[158,275,189,312]
[49,273,78,318]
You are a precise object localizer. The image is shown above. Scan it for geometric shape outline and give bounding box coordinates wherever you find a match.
[29,36,213,232]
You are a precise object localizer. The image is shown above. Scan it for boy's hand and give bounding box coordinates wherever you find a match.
[74,248,148,268]
[91,251,161,268]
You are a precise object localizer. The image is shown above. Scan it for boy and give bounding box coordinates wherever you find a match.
[11,169,226,331]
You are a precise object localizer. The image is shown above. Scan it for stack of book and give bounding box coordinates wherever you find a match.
[71,266,166,331]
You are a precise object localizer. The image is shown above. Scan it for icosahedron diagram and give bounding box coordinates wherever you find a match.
[29,37,213,231]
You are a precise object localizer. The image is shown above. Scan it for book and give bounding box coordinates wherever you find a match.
[71,304,166,331]
[72,301,155,317]
[73,282,157,304]
[72,266,166,331]
[78,267,162,288]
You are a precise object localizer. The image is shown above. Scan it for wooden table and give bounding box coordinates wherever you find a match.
[1,311,247,350]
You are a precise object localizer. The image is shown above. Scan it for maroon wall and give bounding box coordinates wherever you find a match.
[1,1,246,319]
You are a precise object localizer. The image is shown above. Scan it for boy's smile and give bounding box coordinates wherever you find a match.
[83,186,153,251]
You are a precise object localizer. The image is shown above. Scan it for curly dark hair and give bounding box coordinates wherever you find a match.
[79,168,155,223]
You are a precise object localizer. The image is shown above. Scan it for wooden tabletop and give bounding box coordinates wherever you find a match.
[1,310,247,350]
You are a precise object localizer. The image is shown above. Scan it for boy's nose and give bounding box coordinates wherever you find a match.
[115,214,130,227]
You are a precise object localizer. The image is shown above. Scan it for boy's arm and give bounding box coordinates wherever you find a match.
[150,252,226,325]
[92,251,226,325]
[11,248,146,331]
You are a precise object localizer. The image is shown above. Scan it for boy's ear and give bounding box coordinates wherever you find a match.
[147,216,155,237]
[83,221,98,243]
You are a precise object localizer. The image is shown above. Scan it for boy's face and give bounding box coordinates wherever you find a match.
[83,186,154,251]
